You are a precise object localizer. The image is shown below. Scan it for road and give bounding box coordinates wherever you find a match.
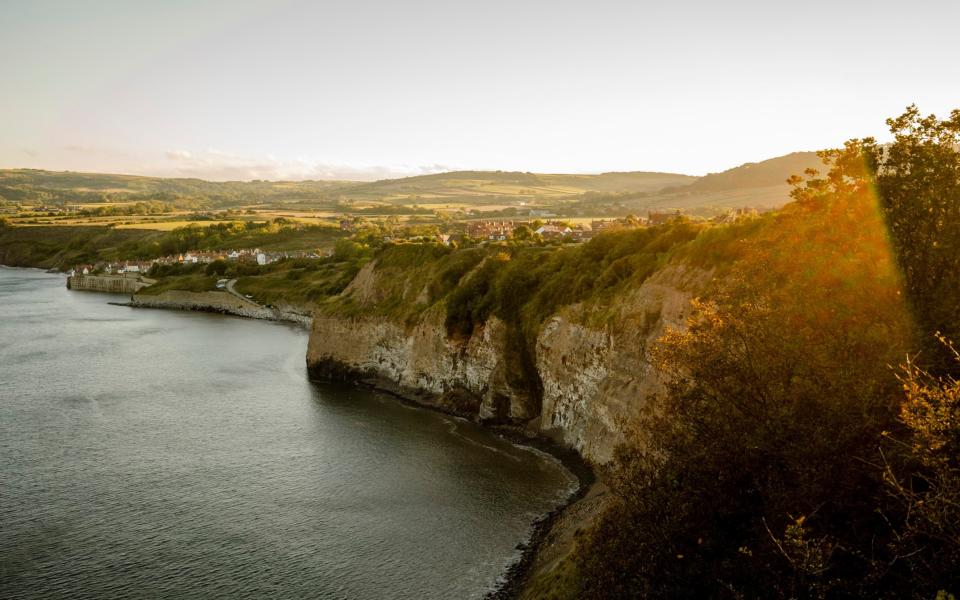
[224,278,261,307]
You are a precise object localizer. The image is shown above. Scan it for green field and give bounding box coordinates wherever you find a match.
[0,152,824,227]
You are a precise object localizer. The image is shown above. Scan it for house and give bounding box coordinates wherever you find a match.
[713,207,759,224]
[534,224,573,239]
[467,220,516,241]
[571,226,595,241]
[590,219,616,232]
[648,210,683,226]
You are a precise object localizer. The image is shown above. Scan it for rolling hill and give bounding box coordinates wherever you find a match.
[0,152,824,214]
[0,169,351,207]
[634,151,826,212]
[0,168,697,208]
[333,170,697,205]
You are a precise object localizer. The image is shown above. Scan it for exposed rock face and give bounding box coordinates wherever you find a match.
[308,308,534,421]
[306,262,711,464]
[535,265,711,463]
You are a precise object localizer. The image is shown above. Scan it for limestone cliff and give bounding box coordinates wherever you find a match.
[535,264,711,462]
[308,302,535,421]
[306,258,712,464]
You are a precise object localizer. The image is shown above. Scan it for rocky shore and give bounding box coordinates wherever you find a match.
[128,289,312,327]
[482,433,595,600]
[302,259,713,597]
[313,373,595,600]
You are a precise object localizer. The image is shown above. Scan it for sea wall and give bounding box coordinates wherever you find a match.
[306,261,711,464]
[67,274,155,294]
[131,290,312,327]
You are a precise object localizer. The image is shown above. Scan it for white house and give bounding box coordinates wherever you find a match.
[534,224,573,238]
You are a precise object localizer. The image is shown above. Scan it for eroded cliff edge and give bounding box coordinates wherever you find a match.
[306,252,712,464]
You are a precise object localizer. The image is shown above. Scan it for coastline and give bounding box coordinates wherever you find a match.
[62,271,594,599]
[482,429,594,600]
[126,292,595,598]
[124,291,314,328]
[309,372,595,600]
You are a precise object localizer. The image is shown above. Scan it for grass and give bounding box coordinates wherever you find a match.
[0,220,347,270]
[135,274,219,295]
[0,225,167,269]
[233,260,360,306]
[115,220,237,230]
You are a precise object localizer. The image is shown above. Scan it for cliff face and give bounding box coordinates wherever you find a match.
[306,259,711,464]
[308,305,536,421]
[535,265,710,462]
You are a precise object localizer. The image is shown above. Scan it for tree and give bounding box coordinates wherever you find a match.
[576,138,919,598]
[863,106,960,374]
[512,224,533,240]
[884,336,960,591]
[205,260,228,276]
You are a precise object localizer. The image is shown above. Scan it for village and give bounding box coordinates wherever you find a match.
[68,208,760,277]
[67,247,327,277]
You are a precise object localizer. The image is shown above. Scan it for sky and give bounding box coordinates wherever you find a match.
[1,0,958,181]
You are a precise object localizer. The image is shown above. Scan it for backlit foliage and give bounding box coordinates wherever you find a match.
[576,107,959,598]
[864,106,960,374]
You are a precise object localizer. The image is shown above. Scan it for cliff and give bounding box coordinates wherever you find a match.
[534,264,710,462]
[306,240,715,464]
[302,234,726,598]
[308,305,537,420]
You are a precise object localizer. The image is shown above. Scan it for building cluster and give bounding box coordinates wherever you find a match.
[67,262,152,277]
[157,248,275,266]
[462,217,677,243]
[646,210,683,226]
[69,247,330,277]
[466,220,518,241]
[712,207,760,224]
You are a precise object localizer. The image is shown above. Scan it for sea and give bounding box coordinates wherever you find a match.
[0,267,575,599]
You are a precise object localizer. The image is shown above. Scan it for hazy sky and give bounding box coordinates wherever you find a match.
[1,0,958,181]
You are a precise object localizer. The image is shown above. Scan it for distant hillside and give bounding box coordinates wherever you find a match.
[0,168,696,208]
[337,170,697,204]
[0,169,352,207]
[0,155,820,213]
[631,152,826,212]
[674,152,823,193]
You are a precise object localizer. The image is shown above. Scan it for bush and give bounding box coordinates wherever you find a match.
[574,129,960,598]
[204,259,228,276]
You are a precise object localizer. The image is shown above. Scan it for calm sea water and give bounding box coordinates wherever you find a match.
[0,267,574,599]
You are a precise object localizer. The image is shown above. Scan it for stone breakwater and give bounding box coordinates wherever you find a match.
[67,274,154,294]
[130,290,312,327]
